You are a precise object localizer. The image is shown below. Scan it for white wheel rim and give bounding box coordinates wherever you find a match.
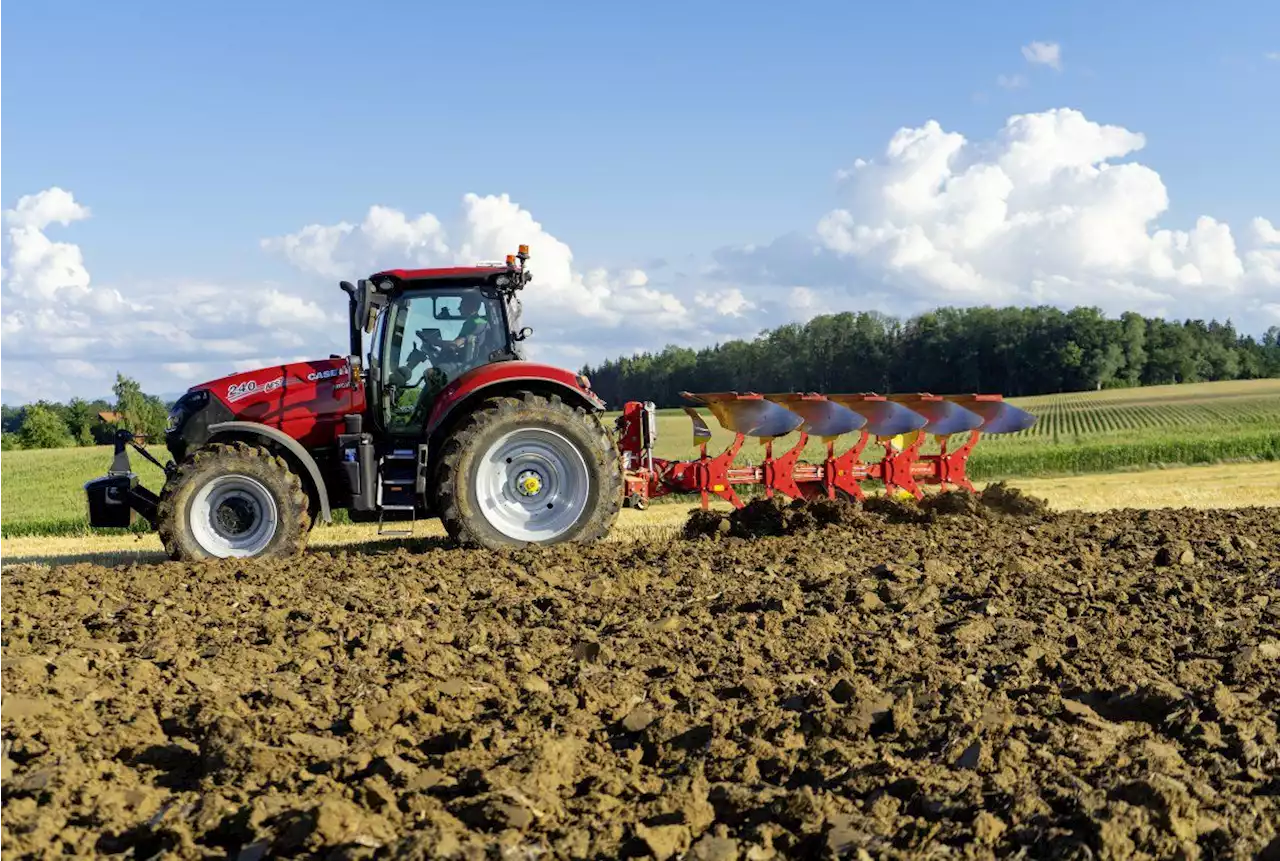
[189,475,279,557]
[475,428,591,542]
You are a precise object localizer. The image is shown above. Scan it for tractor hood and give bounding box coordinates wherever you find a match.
[198,357,353,409]
[187,356,364,447]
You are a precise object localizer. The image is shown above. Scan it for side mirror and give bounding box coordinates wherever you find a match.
[514,326,533,341]
[360,281,386,334]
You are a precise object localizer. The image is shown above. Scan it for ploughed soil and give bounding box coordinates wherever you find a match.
[4,486,1279,860]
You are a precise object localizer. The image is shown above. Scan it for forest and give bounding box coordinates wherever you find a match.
[1,374,169,451]
[581,306,1280,408]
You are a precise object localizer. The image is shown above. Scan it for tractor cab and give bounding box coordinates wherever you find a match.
[342,248,534,437]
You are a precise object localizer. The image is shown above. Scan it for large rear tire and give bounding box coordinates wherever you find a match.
[157,442,311,561]
[433,393,623,550]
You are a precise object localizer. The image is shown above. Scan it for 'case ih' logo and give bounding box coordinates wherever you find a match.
[227,377,283,403]
[306,368,346,382]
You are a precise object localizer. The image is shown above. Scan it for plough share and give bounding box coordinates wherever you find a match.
[616,391,1037,509]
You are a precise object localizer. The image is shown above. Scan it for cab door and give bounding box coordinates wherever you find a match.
[372,287,504,436]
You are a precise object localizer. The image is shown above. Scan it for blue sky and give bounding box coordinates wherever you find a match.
[3,1,1279,401]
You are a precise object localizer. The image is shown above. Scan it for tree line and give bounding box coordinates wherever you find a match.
[5,306,1278,449]
[581,306,1280,407]
[1,374,170,451]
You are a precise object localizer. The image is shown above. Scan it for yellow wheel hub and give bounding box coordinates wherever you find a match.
[518,473,543,496]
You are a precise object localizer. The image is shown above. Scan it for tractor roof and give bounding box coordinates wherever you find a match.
[368,247,530,293]
[369,265,508,283]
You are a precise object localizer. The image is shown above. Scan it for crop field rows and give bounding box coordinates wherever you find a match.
[1002,384,1280,443]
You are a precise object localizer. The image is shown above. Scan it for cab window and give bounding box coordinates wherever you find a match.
[378,287,505,431]
[428,295,488,340]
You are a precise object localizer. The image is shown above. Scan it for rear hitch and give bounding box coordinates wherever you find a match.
[84,430,173,529]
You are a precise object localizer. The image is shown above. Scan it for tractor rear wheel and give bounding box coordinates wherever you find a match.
[157,442,311,561]
[433,393,623,550]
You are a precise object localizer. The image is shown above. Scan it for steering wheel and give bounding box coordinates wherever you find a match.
[386,329,441,390]
[414,327,449,361]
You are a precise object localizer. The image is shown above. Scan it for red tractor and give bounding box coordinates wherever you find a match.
[87,247,625,559]
[85,245,1037,561]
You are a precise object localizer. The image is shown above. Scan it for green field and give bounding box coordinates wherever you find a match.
[2,379,1277,538]
[0,446,168,537]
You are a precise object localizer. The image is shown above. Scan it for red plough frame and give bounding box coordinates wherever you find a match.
[616,391,1035,510]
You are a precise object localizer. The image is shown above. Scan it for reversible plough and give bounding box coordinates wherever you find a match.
[616,391,1037,509]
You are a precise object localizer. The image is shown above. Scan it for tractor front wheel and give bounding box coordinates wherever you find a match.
[434,393,623,549]
[157,442,311,561]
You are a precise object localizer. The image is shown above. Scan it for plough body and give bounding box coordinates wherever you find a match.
[616,391,1037,509]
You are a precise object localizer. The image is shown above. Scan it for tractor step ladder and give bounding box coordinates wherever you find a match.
[376,448,419,537]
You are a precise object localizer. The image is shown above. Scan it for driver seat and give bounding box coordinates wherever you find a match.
[460,319,502,368]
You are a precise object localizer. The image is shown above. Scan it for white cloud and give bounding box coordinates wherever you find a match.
[3,188,94,302]
[162,362,201,379]
[5,187,91,230]
[1253,217,1280,245]
[710,108,1280,333]
[1,190,351,402]
[260,193,735,369]
[787,287,830,317]
[1021,41,1062,70]
[259,223,355,280]
[54,359,104,379]
[256,289,332,329]
[994,40,1062,93]
[232,356,312,372]
[815,108,1251,299]
[360,206,448,256]
[694,288,756,317]
[1265,51,1280,62]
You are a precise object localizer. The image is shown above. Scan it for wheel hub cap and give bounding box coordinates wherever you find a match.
[516,470,544,497]
[475,428,591,542]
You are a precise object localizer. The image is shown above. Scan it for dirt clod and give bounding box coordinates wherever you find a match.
[688,484,1053,540]
[977,480,1050,516]
[3,503,1279,859]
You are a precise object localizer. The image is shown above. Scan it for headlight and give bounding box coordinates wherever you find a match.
[166,389,209,434]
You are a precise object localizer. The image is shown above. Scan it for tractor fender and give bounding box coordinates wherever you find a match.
[425,362,606,440]
[207,421,332,523]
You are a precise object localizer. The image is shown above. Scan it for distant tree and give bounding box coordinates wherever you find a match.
[65,398,101,446]
[1117,312,1147,387]
[18,403,75,449]
[1,432,22,451]
[112,373,168,441]
[1,405,25,435]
